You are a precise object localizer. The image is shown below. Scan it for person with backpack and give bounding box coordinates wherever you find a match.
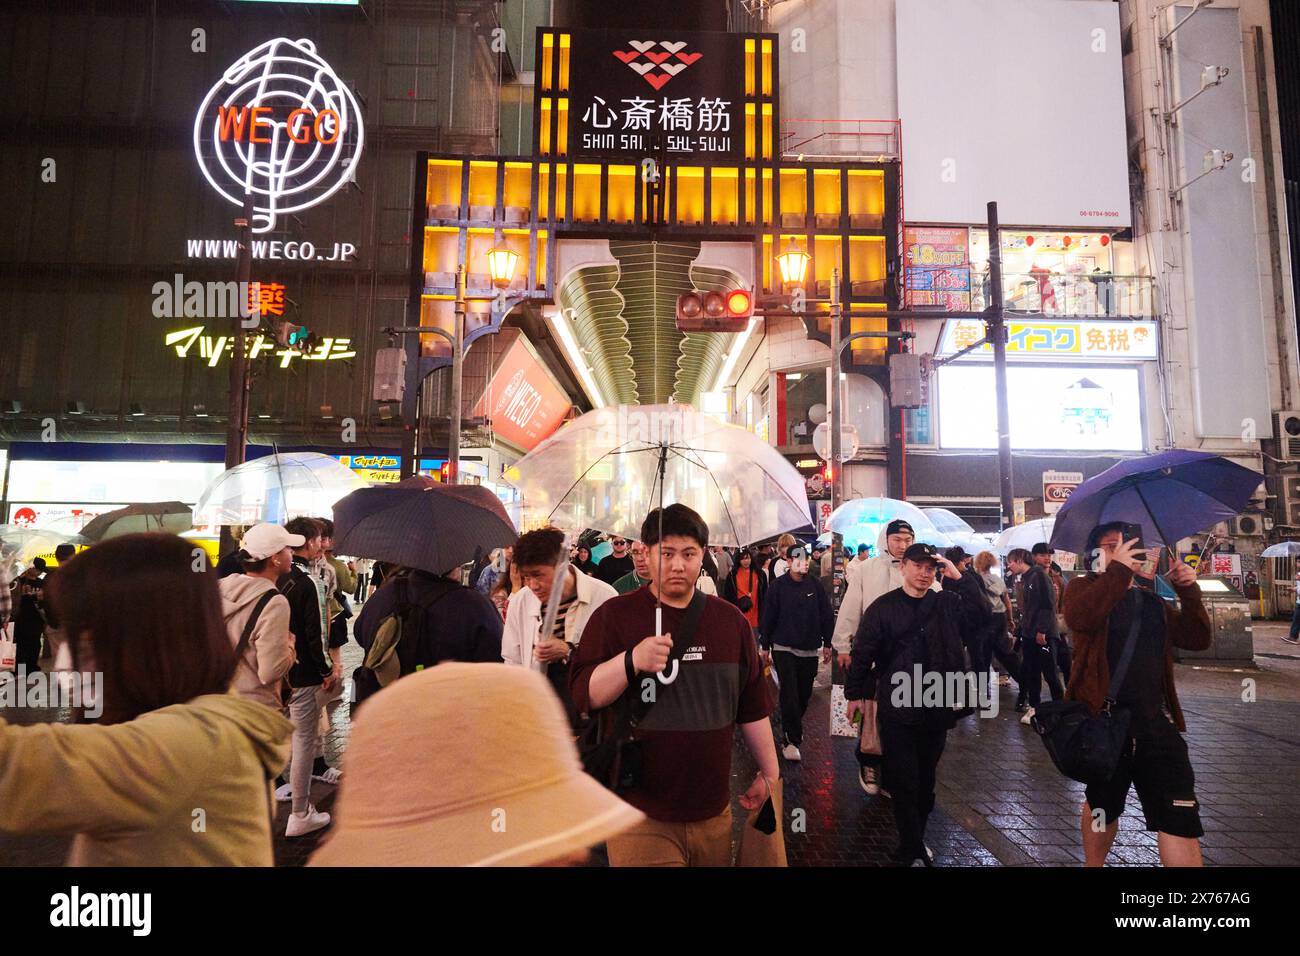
[502,528,616,727]
[276,517,335,838]
[218,524,298,709]
[352,558,504,704]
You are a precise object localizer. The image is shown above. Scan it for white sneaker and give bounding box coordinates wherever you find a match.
[1020,706,1036,726]
[781,742,802,761]
[274,782,293,803]
[925,844,934,862]
[312,766,343,785]
[285,805,331,837]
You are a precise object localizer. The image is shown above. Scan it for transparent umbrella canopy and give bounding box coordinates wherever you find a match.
[0,525,75,571]
[992,517,1056,556]
[826,497,952,551]
[193,452,368,527]
[509,404,812,548]
[922,507,975,536]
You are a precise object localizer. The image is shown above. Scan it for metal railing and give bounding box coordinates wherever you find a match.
[780,119,902,161]
[917,270,1157,319]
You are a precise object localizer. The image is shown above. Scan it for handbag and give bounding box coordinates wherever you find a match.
[1031,593,1142,785]
[857,699,882,756]
[579,590,707,792]
[0,622,16,673]
[736,776,787,867]
[737,595,753,614]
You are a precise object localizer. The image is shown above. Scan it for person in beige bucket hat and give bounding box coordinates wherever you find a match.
[309,663,644,866]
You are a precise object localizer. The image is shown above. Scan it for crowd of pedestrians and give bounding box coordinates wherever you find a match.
[0,496,1215,869]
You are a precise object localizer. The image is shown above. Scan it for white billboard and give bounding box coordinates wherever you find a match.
[937,365,1144,451]
[897,0,1131,228]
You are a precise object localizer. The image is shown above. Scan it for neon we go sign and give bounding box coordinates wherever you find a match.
[193,38,365,234]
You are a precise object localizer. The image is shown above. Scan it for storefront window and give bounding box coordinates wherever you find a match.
[780,372,825,447]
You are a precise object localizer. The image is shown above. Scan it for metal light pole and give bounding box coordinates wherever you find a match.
[829,268,844,605]
[448,264,466,483]
[220,192,255,556]
[986,200,1015,529]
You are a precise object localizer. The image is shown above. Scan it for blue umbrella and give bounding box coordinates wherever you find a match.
[1048,450,1262,554]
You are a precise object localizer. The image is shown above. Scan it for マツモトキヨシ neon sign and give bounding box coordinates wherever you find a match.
[193,38,365,234]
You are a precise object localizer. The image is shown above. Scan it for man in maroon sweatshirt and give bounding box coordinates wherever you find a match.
[570,504,779,866]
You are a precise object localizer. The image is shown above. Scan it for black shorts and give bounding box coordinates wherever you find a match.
[1084,715,1203,839]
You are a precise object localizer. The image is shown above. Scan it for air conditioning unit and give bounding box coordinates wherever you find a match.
[1278,473,1300,526]
[1274,410,1300,460]
[1226,514,1270,537]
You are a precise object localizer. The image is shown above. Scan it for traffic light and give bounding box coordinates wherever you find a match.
[276,321,316,352]
[439,461,452,482]
[675,288,753,333]
[822,461,834,485]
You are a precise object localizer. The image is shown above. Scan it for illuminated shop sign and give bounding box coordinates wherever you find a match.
[193,38,365,235]
[569,31,745,159]
[335,454,401,484]
[164,327,356,367]
[937,320,1158,361]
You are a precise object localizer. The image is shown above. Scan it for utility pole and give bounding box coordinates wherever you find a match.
[986,200,1015,529]
[448,263,465,483]
[829,268,844,606]
[220,192,255,556]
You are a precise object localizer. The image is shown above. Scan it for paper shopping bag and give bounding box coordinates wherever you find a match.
[857,699,882,756]
[736,777,787,867]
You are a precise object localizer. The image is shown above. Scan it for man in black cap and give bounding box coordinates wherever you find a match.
[845,543,982,866]
[1007,546,1064,724]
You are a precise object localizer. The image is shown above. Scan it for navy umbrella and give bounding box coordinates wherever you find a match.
[1048,450,1263,554]
[332,482,518,575]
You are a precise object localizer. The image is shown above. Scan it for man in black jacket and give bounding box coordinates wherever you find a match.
[944,546,994,679]
[846,544,979,866]
[760,545,835,762]
[1008,546,1064,723]
[277,517,336,837]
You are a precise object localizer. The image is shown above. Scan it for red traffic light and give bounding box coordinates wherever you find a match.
[675,288,753,333]
[439,461,452,482]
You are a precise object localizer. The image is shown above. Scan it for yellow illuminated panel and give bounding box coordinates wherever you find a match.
[779,168,807,221]
[536,230,549,288]
[814,236,842,298]
[744,103,756,161]
[504,162,532,220]
[539,98,552,156]
[762,169,773,226]
[469,161,497,212]
[710,167,738,226]
[744,168,756,225]
[675,167,705,225]
[847,169,886,229]
[849,236,887,297]
[420,296,455,359]
[426,160,462,214]
[555,165,568,220]
[761,39,773,96]
[537,164,550,221]
[573,163,601,222]
[422,226,459,276]
[466,229,496,287]
[541,34,553,92]
[608,165,636,223]
[761,103,773,159]
[851,303,888,364]
[745,39,756,96]
[558,34,571,91]
[556,99,569,156]
[762,233,773,291]
[813,169,842,219]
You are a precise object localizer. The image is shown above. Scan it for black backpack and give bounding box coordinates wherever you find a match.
[351,573,461,710]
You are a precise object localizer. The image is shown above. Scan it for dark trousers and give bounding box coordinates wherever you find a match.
[880,719,947,862]
[1290,604,1300,640]
[990,622,1022,680]
[773,650,818,747]
[1018,636,1064,707]
[1055,635,1073,684]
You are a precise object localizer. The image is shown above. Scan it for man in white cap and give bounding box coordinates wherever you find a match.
[218,523,299,710]
[309,664,644,866]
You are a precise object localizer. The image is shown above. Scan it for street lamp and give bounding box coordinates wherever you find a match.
[777,239,810,287]
[487,245,520,288]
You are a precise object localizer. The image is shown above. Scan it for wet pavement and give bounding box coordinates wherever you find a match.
[5,619,1300,867]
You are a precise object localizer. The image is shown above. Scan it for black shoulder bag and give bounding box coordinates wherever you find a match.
[579,590,707,794]
[1031,592,1142,785]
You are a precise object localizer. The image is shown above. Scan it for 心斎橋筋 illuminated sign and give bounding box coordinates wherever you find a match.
[569,31,744,160]
[193,38,364,234]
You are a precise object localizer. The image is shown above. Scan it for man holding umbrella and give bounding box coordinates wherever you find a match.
[1062,524,1212,866]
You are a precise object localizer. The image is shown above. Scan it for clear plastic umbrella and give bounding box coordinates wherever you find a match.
[922,507,975,536]
[1260,541,1300,558]
[992,517,1056,555]
[0,524,75,571]
[193,452,367,527]
[509,404,812,548]
[826,497,951,551]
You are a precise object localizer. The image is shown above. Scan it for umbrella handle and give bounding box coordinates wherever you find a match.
[657,660,679,685]
[652,604,679,683]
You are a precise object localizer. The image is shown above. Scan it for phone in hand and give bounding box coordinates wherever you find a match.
[1119,522,1157,577]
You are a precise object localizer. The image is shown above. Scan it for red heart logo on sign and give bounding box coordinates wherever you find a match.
[613,50,640,63]
[675,52,703,65]
[642,73,673,90]
[644,51,671,64]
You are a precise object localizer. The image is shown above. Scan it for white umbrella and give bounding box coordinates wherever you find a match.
[509,404,812,548]
[826,497,952,550]
[193,452,367,527]
[0,525,75,571]
[992,517,1056,555]
[922,507,975,536]
[1260,541,1300,558]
